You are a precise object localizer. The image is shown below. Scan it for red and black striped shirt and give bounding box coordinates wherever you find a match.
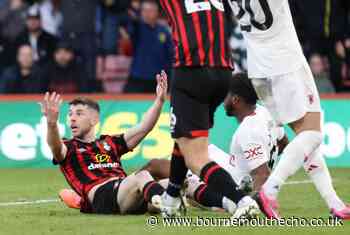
[53,134,129,211]
[159,0,233,68]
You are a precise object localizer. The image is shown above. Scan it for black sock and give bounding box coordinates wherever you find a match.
[193,184,223,208]
[166,143,188,197]
[142,181,164,203]
[200,161,244,203]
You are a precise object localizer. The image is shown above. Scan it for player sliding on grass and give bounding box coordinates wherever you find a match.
[40,72,169,214]
[227,0,350,219]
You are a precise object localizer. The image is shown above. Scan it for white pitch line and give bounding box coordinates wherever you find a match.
[285,180,313,185]
[0,199,59,207]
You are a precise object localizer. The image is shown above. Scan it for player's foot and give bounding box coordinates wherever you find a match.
[254,190,280,219]
[58,189,81,209]
[160,192,181,217]
[232,196,260,219]
[331,205,350,220]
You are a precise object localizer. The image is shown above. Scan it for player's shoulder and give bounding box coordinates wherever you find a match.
[99,134,128,149]
[240,105,269,128]
[99,134,124,140]
[236,105,270,137]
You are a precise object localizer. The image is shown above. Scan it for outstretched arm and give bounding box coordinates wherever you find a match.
[123,71,168,150]
[40,92,67,163]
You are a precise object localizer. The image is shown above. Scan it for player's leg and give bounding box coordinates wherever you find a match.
[138,159,171,180]
[163,68,258,217]
[304,147,350,219]
[117,170,164,214]
[252,64,323,218]
[262,112,322,199]
[177,136,252,208]
[185,173,236,213]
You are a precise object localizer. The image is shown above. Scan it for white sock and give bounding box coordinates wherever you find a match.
[237,196,255,207]
[263,130,322,198]
[222,196,236,213]
[162,192,180,207]
[305,147,345,211]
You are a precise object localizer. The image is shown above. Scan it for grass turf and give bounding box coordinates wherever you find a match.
[0,168,349,235]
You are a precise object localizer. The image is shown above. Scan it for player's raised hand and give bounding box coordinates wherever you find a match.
[39,92,63,124]
[156,70,168,102]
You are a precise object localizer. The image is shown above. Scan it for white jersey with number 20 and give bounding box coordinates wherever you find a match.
[228,0,307,78]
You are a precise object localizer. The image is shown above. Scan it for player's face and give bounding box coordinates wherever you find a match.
[223,93,238,117]
[68,104,97,139]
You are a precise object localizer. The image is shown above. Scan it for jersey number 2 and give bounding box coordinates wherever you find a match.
[185,0,224,13]
[234,0,273,32]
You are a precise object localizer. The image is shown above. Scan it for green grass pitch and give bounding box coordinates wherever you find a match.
[0,168,349,235]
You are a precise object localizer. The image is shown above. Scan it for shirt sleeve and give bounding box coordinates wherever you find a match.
[110,134,130,155]
[237,130,269,171]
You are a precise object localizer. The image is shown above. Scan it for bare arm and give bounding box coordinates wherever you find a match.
[123,71,168,150]
[40,92,67,163]
[251,163,270,192]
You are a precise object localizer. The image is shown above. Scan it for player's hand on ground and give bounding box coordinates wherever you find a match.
[156,70,168,102]
[39,92,63,124]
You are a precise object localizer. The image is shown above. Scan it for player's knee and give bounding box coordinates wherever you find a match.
[135,170,152,180]
[184,157,206,176]
[290,112,322,133]
[304,130,323,149]
[135,170,154,189]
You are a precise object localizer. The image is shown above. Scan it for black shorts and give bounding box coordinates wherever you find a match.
[170,66,231,138]
[91,179,122,214]
[91,178,149,215]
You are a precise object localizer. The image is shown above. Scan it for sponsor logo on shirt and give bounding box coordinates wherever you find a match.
[243,143,263,160]
[88,154,118,170]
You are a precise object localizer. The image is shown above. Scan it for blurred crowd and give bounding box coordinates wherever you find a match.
[0,0,349,94]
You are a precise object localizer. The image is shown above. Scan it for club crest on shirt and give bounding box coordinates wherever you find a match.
[95,153,111,163]
[102,141,111,151]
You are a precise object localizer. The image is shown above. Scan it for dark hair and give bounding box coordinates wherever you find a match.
[69,97,100,113]
[55,41,75,53]
[142,0,159,7]
[228,73,258,105]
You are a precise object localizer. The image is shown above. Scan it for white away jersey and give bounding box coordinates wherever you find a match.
[229,105,284,175]
[187,105,284,184]
[228,0,307,78]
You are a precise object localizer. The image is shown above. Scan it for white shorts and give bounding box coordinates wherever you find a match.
[251,63,321,125]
